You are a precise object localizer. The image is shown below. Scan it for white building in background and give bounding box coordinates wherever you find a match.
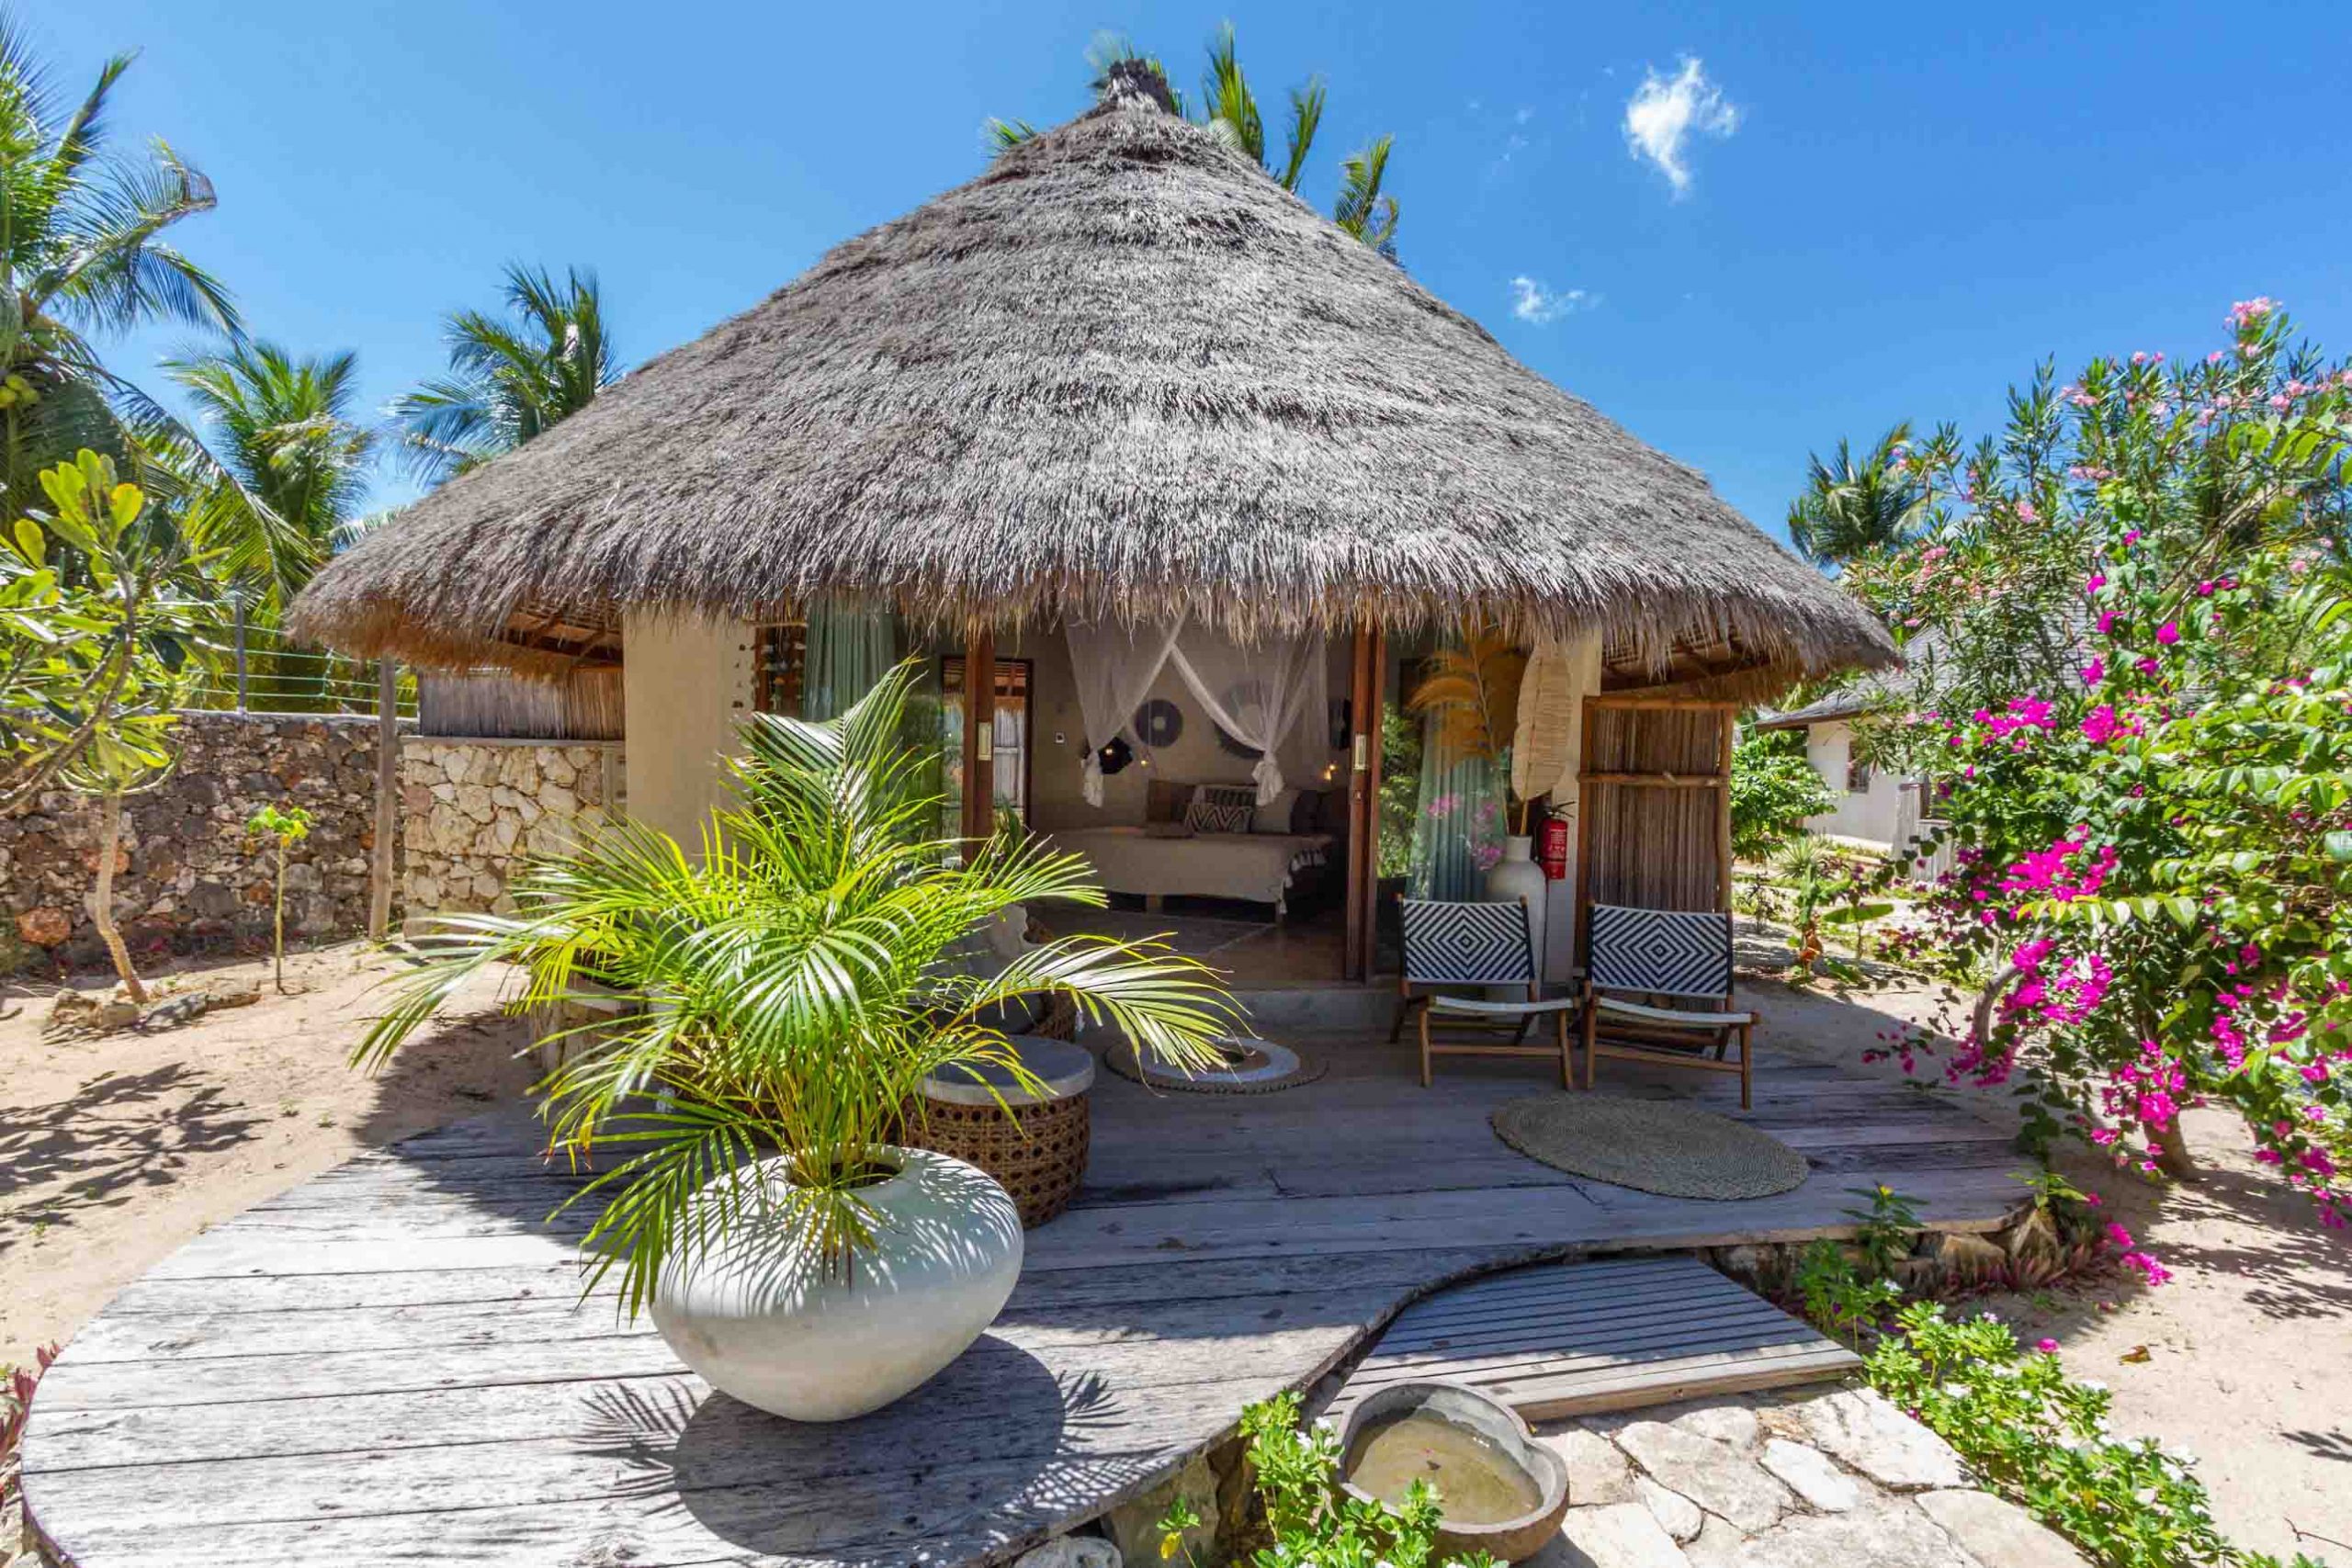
[1753,701,1916,852]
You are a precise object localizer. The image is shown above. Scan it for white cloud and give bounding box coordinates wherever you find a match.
[1510,276,1592,325]
[1622,57,1738,195]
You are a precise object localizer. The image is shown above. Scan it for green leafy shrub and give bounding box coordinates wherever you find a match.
[1159,1393,1498,1568]
[1865,1303,2319,1568]
[1729,729,1837,861]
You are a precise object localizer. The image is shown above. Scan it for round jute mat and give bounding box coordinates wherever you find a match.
[1490,1094,1810,1200]
[1103,1034,1326,1094]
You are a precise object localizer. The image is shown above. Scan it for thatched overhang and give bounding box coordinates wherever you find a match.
[289,67,1892,697]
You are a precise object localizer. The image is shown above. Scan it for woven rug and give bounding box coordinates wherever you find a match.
[1490,1094,1810,1200]
[1104,1034,1326,1094]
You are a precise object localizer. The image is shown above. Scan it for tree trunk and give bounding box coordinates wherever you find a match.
[2150,1121,2199,1180]
[272,842,288,994]
[92,790,148,1005]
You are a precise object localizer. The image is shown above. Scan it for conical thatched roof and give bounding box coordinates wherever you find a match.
[290,69,1891,694]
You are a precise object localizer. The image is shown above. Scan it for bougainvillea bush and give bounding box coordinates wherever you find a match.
[1836,300,2351,1231]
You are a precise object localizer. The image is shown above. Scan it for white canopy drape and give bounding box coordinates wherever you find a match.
[1165,630,1328,805]
[1062,621,1329,807]
[1064,619,1185,807]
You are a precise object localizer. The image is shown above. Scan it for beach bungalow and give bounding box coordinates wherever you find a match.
[289,63,1890,987]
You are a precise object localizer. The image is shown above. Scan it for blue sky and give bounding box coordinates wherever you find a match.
[53,0,2352,544]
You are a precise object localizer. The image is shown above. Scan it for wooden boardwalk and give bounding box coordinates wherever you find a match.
[1321,1255,1860,1425]
[23,1030,2022,1568]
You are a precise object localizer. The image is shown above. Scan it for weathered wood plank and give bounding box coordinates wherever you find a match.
[24,1026,2019,1568]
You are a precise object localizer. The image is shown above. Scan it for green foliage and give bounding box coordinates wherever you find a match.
[1864,1303,2317,1568]
[1842,1182,1926,1277]
[1787,421,1938,566]
[390,264,617,486]
[1,452,202,812]
[1791,1240,1901,1349]
[355,662,1237,1314]
[248,801,312,991]
[1376,703,1422,879]
[1159,1393,1497,1568]
[1729,729,1836,859]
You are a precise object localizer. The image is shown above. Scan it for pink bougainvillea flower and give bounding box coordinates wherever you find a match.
[2081,659,2106,686]
[2097,610,2118,636]
[2156,622,2180,645]
[2035,1337,2060,1353]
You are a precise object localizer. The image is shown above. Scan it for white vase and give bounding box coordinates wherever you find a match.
[1484,833,1549,987]
[650,1146,1023,1422]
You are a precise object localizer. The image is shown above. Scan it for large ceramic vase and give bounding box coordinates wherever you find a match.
[650,1146,1023,1422]
[1484,834,1549,982]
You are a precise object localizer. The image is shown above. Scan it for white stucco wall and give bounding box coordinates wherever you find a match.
[1801,718,1906,849]
[621,612,755,844]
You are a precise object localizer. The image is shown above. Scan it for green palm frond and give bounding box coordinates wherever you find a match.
[1333,136,1399,257]
[356,659,1236,1310]
[390,263,618,486]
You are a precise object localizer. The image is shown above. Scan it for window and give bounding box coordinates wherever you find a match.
[753,623,807,715]
[1846,754,1872,793]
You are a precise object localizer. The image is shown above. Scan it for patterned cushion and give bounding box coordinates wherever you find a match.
[1185,792,1253,834]
[1398,898,1535,985]
[1588,905,1732,998]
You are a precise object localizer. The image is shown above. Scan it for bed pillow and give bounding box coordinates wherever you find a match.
[1145,779,1195,824]
[1251,787,1299,835]
[1185,784,1256,835]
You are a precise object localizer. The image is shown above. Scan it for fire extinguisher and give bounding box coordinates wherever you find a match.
[1538,812,1571,881]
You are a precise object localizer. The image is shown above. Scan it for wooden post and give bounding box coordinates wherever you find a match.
[1570,694,1598,973]
[1714,706,1736,914]
[368,659,400,941]
[1342,625,1385,982]
[960,626,996,852]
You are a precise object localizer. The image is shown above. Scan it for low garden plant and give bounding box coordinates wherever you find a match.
[1157,1392,1498,1568]
[246,801,312,993]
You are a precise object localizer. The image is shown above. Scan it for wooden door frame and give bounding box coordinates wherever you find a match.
[1342,624,1387,982]
[957,626,997,852]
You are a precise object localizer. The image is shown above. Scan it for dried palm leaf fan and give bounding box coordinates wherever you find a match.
[1407,627,1534,829]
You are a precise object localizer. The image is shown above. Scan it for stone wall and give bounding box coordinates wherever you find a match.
[4,711,393,971]
[400,739,624,918]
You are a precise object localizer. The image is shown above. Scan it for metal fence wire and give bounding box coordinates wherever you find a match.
[181,620,416,717]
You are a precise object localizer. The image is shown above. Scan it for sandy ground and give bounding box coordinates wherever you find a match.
[1763,973,2352,1565]
[4,952,2347,1563]
[1,942,537,1370]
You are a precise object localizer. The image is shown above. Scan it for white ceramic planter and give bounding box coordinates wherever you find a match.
[1484,833,1549,987]
[650,1146,1023,1422]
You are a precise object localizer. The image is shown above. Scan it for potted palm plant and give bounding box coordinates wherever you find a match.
[356,661,1232,1420]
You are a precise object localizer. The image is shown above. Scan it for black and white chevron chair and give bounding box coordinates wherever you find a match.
[1579,903,1756,1109]
[1391,897,1577,1088]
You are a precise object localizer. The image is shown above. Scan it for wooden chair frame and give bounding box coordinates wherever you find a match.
[1577,906,1755,1109]
[1390,897,1578,1089]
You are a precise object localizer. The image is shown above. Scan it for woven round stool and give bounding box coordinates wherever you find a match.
[907,1036,1095,1228]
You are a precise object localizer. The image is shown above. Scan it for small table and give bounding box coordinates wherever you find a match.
[910,1035,1095,1228]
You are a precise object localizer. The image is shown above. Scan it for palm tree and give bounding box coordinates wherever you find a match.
[0,14,241,514]
[1786,423,1932,566]
[390,264,616,486]
[989,27,1399,255]
[162,342,374,612]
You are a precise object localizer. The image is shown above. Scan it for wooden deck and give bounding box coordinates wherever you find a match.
[22,1025,2023,1568]
[1321,1254,1861,1425]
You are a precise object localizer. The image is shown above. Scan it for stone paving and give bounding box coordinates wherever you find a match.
[1526,1386,2086,1568]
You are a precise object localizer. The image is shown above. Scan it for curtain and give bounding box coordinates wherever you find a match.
[1164,630,1329,804]
[1409,715,1506,901]
[1065,619,1186,807]
[804,597,897,720]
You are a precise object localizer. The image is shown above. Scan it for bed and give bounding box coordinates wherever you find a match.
[1047,827,1334,918]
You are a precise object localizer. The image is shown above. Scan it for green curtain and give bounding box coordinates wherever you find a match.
[1408,713,1505,901]
[803,597,898,720]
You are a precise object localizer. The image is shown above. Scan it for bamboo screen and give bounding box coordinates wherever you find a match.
[415,668,626,740]
[1572,701,1735,961]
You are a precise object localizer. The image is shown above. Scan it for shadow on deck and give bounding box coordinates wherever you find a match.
[23,997,2025,1568]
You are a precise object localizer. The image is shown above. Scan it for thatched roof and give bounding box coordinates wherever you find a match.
[290,66,1892,695]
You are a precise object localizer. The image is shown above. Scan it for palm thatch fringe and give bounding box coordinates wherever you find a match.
[288,75,1891,695]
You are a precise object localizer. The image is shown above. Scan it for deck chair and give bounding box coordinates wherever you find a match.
[1392,897,1578,1089]
[1580,904,1756,1109]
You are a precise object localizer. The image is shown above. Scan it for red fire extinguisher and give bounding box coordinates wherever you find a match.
[1538,811,1571,881]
